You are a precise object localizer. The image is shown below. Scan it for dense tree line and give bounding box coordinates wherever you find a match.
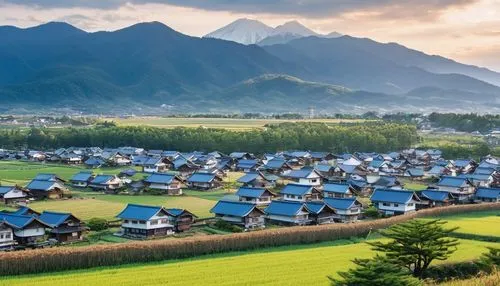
[0,122,418,153]
[428,113,500,133]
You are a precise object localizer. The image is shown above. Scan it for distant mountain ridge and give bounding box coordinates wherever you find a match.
[204,18,341,46]
[0,21,499,114]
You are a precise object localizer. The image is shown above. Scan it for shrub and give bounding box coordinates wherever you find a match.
[214,220,243,233]
[363,206,380,219]
[87,218,108,231]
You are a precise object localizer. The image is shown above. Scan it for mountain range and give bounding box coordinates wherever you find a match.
[0,21,499,114]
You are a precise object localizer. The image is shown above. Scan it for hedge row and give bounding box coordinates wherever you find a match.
[1,203,499,276]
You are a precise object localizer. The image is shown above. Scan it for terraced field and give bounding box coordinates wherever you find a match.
[1,238,496,286]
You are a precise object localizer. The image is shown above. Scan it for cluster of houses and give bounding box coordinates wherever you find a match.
[1,147,500,237]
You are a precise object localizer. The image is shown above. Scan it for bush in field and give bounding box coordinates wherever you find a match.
[87,218,108,231]
[363,206,380,219]
[329,255,422,286]
[214,220,243,233]
[368,219,459,278]
[478,247,500,273]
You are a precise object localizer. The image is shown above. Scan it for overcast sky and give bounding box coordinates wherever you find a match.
[1,0,500,71]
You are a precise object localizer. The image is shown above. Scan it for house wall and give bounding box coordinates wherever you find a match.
[14,227,45,238]
[121,215,173,231]
[376,200,416,214]
[3,189,27,200]
[148,183,181,190]
[0,228,14,247]
[72,181,88,187]
[267,212,309,224]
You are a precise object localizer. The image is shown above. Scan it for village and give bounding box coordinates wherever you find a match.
[0,146,499,251]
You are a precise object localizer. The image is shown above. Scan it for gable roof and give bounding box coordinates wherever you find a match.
[187,172,216,183]
[90,175,116,185]
[314,164,334,173]
[264,200,308,216]
[406,168,425,177]
[437,176,472,188]
[0,213,48,229]
[0,186,16,195]
[85,157,105,166]
[305,201,335,215]
[26,180,59,191]
[210,201,261,217]
[38,211,77,228]
[371,189,420,204]
[8,206,40,216]
[144,173,178,184]
[476,188,500,199]
[235,187,273,198]
[280,184,315,196]
[285,168,321,179]
[237,172,266,184]
[420,190,453,202]
[324,198,359,210]
[34,173,62,182]
[165,208,198,218]
[70,172,93,182]
[116,204,167,220]
[264,158,289,170]
[323,183,352,194]
[237,159,260,169]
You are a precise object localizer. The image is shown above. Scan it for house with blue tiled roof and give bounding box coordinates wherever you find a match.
[70,171,94,188]
[305,201,336,225]
[314,163,336,178]
[262,158,293,175]
[235,187,276,206]
[418,190,455,208]
[264,200,311,225]
[143,157,173,173]
[229,152,254,160]
[0,186,28,204]
[371,189,420,215]
[210,200,265,229]
[88,175,123,192]
[322,183,356,199]
[144,173,183,195]
[436,176,476,202]
[84,157,106,168]
[404,168,425,180]
[449,159,477,174]
[186,172,223,190]
[280,183,322,202]
[0,212,50,246]
[116,204,176,238]
[164,208,197,232]
[38,211,85,243]
[26,178,66,200]
[323,198,362,223]
[474,187,500,203]
[282,168,323,186]
[237,171,275,188]
[236,159,261,172]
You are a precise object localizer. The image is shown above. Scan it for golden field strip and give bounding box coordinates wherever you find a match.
[1,238,497,286]
[110,117,367,130]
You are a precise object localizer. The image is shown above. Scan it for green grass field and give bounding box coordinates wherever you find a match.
[430,210,500,237]
[111,117,366,131]
[1,238,496,286]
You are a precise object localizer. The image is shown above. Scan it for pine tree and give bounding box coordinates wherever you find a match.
[329,255,422,286]
[367,219,459,278]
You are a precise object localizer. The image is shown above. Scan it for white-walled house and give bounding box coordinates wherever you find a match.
[0,222,15,249]
[144,173,183,195]
[210,200,265,229]
[116,204,175,238]
[436,176,476,202]
[370,189,420,216]
[280,183,322,202]
[235,187,276,206]
[0,213,49,246]
[264,200,311,225]
[323,197,362,223]
[283,168,323,186]
[0,186,28,204]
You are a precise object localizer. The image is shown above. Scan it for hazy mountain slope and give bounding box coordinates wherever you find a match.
[263,36,500,94]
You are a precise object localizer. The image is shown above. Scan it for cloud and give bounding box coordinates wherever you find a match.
[2,0,479,18]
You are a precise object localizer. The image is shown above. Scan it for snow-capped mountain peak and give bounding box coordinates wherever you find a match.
[204,18,273,45]
[273,21,317,37]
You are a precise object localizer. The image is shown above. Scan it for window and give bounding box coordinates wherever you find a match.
[408,203,414,207]
[150,220,159,225]
[5,233,11,239]
[297,196,303,200]
[0,234,3,239]
[394,203,399,207]
[124,220,129,223]
[132,220,138,224]
[311,179,317,183]
[161,219,168,224]
[139,221,146,225]
[382,202,390,206]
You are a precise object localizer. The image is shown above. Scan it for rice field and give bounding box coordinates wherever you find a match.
[111,117,366,131]
[430,210,500,237]
[1,238,496,286]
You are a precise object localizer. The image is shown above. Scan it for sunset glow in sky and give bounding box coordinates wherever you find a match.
[1,0,499,71]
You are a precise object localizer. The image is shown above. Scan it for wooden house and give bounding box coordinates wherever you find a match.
[186,172,223,190]
[237,172,276,188]
[474,188,500,203]
[280,183,322,202]
[229,152,254,160]
[210,200,265,230]
[116,204,175,239]
[0,186,28,204]
[322,183,356,199]
[144,173,183,195]
[404,168,425,180]
[236,159,261,172]
[370,189,420,216]
[262,158,293,175]
[84,157,106,168]
[173,158,200,178]
[88,175,123,192]
[323,198,362,223]
[38,211,85,243]
[0,222,16,249]
[264,200,311,226]
[0,213,50,246]
[26,180,65,199]
[164,208,197,232]
[235,187,276,206]
[449,159,477,174]
[70,171,94,188]
[314,164,336,179]
[436,176,476,202]
[304,201,336,225]
[418,190,454,209]
[142,157,173,173]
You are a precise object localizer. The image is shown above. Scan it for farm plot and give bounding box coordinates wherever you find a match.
[430,210,500,237]
[1,239,496,286]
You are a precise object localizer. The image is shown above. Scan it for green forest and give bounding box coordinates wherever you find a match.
[0,122,418,154]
